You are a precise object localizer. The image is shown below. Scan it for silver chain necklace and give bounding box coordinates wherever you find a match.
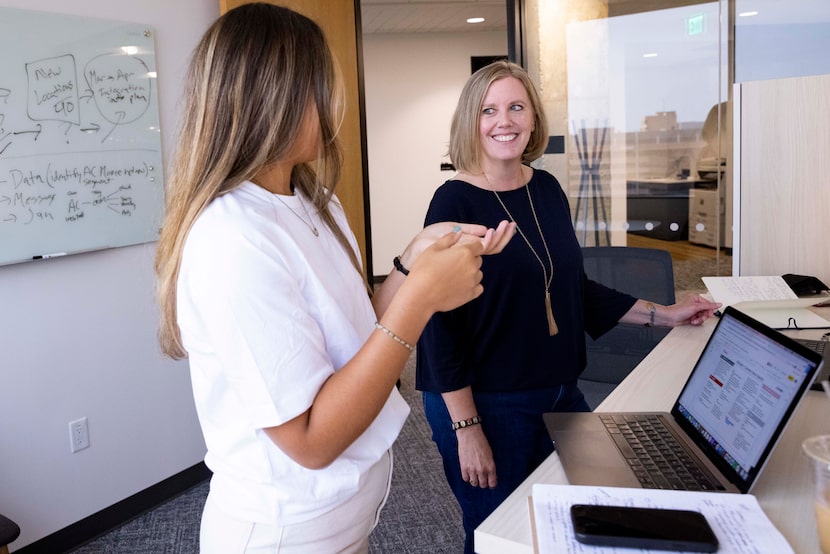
[274,191,319,237]
[488,174,558,336]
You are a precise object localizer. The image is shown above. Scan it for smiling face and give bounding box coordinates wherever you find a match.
[478,76,534,168]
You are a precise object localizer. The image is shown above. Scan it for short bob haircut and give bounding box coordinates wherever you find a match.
[448,61,548,174]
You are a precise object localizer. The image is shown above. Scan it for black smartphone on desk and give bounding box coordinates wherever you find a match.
[570,504,719,552]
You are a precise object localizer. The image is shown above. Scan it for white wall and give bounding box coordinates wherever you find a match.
[363,31,507,276]
[0,0,218,549]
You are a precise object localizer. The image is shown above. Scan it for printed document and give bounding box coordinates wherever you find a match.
[530,483,793,554]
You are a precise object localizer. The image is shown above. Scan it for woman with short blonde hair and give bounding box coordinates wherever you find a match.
[417,61,720,554]
[449,61,548,173]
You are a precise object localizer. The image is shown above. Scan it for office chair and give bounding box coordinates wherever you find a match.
[579,246,676,409]
[0,513,20,554]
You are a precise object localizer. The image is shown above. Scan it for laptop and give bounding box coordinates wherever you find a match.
[793,337,830,390]
[545,306,824,494]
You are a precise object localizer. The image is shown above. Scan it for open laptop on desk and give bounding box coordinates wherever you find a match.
[792,337,829,390]
[545,306,823,494]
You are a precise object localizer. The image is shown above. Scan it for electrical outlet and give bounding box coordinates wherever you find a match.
[69,417,90,453]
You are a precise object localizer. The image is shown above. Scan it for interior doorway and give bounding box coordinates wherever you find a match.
[359,0,508,281]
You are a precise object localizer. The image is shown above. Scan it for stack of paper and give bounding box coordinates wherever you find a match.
[702,276,830,329]
[530,483,793,553]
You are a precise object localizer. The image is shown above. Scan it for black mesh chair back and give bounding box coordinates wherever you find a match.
[579,246,676,409]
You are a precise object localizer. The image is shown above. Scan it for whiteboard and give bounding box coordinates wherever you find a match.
[0,7,164,265]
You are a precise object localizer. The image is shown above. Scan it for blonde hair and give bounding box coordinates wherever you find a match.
[449,61,548,173]
[155,3,361,359]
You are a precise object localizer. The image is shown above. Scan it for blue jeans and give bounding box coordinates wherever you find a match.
[423,384,590,554]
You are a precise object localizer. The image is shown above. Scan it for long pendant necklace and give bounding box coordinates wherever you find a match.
[274,191,320,237]
[489,176,558,336]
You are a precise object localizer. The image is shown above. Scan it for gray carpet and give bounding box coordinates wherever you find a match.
[69,355,463,553]
[673,254,732,296]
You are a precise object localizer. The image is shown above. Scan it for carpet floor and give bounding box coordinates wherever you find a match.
[673,253,732,296]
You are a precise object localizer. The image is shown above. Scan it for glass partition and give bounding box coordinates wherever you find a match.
[522,0,731,297]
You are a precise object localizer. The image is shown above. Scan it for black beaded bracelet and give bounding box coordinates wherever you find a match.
[451,416,482,431]
[393,255,410,276]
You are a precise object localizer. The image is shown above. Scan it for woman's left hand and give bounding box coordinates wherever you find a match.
[399,220,516,268]
[669,294,721,326]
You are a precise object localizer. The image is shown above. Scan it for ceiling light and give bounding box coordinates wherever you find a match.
[643,53,658,58]
[738,11,759,17]
[467,17,485,24]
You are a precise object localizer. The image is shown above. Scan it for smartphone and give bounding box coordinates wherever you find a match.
[570,504,719,552]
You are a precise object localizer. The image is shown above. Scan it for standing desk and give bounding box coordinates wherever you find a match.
[474,319,830,554]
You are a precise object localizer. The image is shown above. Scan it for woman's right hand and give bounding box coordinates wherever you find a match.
[397,220,514,314]
[404,229,485,313]
[398,220,515,269]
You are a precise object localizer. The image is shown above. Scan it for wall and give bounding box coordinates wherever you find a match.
[0,0,217,549]
[362,31,507,276]
[736,73,830,285]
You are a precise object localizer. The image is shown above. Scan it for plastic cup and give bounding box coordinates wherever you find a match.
[803,435,830,554]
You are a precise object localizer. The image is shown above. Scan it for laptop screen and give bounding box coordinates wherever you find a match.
[672,306,821,492]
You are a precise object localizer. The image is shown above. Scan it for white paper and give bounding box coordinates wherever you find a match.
[702,276,830,329]
[531,484,793,554]
[702,276,798,306]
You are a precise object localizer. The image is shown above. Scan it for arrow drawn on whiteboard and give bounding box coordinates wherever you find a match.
[3,214,17,223]
[0,131,11,156]
[80,123,101,133]
[13,124,42,141]
[101,111,126,143]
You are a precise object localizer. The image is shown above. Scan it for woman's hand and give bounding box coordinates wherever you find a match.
[398,220,515,269]
[668,294,721,326]
[457,426,498,489]
[372,221,514,320]
[404,229,485,313]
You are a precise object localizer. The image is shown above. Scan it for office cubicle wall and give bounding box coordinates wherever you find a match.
[734,73,830,285]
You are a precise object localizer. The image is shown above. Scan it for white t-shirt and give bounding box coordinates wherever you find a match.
[177,181,410,526]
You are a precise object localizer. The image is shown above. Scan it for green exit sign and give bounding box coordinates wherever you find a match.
[687,14,704,36]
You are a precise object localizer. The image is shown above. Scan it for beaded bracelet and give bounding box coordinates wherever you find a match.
[374,321,415,352]
[645,302,656,327]
[393,255,410,276]
[451,416,482,431]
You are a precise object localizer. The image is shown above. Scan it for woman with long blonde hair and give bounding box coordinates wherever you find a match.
[154,4,513,552]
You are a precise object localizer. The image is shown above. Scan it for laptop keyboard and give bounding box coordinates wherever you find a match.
[599,414,726,491]
[794,338,828,390]
[795,337,827,356]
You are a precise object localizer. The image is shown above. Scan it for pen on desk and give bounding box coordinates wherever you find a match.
[32,252,67,260]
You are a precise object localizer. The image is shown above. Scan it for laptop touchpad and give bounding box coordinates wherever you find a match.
[553,431,640,487]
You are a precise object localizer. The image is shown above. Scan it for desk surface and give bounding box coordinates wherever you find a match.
[474,321,830,554]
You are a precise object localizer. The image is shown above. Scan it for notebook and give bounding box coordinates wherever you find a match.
[545,306,824,494]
